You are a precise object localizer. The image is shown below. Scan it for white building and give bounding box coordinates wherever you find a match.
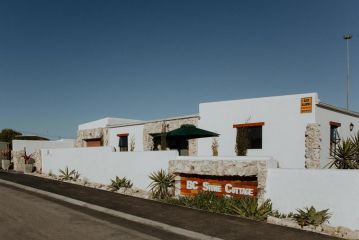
[76,93,359,169]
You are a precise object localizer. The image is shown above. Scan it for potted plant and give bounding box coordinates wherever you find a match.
[22,148,34,174]
[1,149,11,171]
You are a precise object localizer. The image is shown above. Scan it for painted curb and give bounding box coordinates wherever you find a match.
[0,179,222,240]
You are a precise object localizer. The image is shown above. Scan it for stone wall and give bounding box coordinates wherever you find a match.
[12,149,42,173]
[168,159,270,198]
[75,128,109,147]
[143,117,199,156]
[305,123,321,169]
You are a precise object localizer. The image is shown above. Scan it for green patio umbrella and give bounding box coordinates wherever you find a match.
[166,124,219,139]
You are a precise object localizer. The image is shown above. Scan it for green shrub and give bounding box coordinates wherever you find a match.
[235,127,249,156]
[293,206,331,227]
[165,192,272,221]
[108,176,133,192]
[148,169,174,199]
[165,191,233,213]
[230,197,272,221]
[270,210,294,219]
[59,166,79,181]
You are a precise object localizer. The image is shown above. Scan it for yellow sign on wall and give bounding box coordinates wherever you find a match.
[301,97,312,113]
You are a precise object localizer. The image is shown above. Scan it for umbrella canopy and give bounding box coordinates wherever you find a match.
[166,124,219,139]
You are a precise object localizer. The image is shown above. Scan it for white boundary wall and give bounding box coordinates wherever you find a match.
[265,169,359,229]
[42,147,178,189]
[13,139,75,154]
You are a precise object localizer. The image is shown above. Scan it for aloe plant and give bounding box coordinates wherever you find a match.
[58,166,78,181]
[108,176,133,192]
[293,206,331,227]
[230,197,272,221]
[329,139,358,169]
[148,169,174,199]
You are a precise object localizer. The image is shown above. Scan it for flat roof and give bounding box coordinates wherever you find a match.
[106,113,199,128]
[317,102,359,118]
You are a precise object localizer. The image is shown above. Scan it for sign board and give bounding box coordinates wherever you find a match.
[301,97,312,113]
[180,175,258,198]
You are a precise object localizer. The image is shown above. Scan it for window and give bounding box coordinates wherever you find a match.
[246,126,262,149]
[117,134,129,152]
[330,122,341,156]
[233,122,264,149]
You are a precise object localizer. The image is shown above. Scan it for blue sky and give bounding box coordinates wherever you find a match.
[0,0,358,139]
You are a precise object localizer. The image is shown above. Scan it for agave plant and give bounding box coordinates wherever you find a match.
[230,197,272,221]
[329,139,358,169]
[293,206,331,227]
[108,176,133,192]
[148,169,174,199]
[58,166,77,181]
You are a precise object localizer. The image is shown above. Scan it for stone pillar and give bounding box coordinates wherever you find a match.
[305,123,321,169]
[12,150,25,172]
[12,149,42,173]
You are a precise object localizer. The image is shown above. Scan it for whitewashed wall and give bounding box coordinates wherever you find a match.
[41,147,178,189]
[12,139,75,154]
[198,93,318,168]
[316,107,359,168]
[265,169,359,229]
[108,124,145,151]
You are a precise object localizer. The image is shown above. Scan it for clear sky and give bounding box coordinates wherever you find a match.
[0,0,358,139]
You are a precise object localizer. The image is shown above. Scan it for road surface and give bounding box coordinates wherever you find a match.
[0,184,188,240]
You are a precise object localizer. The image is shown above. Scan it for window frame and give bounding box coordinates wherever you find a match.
[117,133,129,152]
[233,122,264,150]
[329,122,341,156]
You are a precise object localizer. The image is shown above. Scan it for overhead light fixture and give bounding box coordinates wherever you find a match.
[350,123,354,132]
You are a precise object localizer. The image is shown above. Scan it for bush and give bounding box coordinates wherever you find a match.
[165,191,234,214]
[235,127,249,156]
[148,169,174,199]
[165,192,272,221]
[230,197,272,221]
[329,131,359,169]
[59,166,80,181]
[108,176,133,192]
[211,138,219,156]
[270,210,294,219]
[293,206,331,227]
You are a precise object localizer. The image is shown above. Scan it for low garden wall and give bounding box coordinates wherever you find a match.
[265,168,359,230]
[41,147,178,189]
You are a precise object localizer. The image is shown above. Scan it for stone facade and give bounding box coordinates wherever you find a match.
[305,123,321,169]
[12,149,42,173]
[143,116,199,156]
[168,159,269,198]
[75,128,109,147]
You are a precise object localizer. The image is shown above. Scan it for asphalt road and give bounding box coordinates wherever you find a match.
[0,185,189,240]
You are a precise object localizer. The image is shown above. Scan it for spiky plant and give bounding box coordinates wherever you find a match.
[230,197,272,221]
[351,132,359,162]
[211,138,219,156]
[293,206,331,227]
[235,127,249,156]
[108,176,133,192]
[129,136,135,151]
[148,169,174,199]
[329,139,358,169]
[58,166,76,181]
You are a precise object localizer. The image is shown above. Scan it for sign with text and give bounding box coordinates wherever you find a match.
[180,175,258,198]
[301,97,312,113]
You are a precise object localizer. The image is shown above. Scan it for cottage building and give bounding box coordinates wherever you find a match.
[76,93,359,169]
